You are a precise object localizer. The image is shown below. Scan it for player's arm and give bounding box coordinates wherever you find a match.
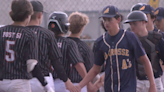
[76,39,105,90]
[74,62,94,91]
[131,33,156,92]
[75,63,87,78]
[68,40,88,79]
[68,40,94,90]
[139,55,156,92]
[27,60,53,91]
[49,34,78,92]
[93,73,105,91]
[51,58,79,92]
[27,32,54,92]
[77,64,101,89]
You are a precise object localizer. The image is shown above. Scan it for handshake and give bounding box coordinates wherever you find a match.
[44,78,103,92]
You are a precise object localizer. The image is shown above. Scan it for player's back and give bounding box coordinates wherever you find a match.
[27,26,62,76]
[53,36,83,82]
[68,37,94,72]
[0,25,37,79]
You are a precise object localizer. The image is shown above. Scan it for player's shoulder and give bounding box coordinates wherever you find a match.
[149,30,162,38]
[66,37,78,45]
[95,33,104,43]
[148,31,163,44]
[36,26,55,37]
[124,29,137,39]
[125,29,135,36]
[37,26,54,34]
[1,25,33,34]
[0,25,6,29]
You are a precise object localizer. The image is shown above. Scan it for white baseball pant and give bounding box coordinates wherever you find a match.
[30,73,55,92]
[136,77,164,92]
[0,79,31,92]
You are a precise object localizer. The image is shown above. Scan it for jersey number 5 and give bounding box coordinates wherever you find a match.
[5,40,15,62]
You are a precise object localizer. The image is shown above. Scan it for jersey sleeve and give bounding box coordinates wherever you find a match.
[67,40,84,65]
[130,33,146,60]
[48,33,62,61]
[93,41,105,66]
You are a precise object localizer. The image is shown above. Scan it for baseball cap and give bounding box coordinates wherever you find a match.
[99,5,120,18]
[139,5,155,15]
[155,7,164,20]
[30,1,43,12]
[130,3,146,12]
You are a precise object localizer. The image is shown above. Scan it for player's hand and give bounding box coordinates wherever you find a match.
[75,85,82,92]
[148,84,157,92]
[87,82,97,92]
[65,79,80,92]
[44,84,55,92]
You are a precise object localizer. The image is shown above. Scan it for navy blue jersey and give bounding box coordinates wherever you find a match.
[94,29,145,92]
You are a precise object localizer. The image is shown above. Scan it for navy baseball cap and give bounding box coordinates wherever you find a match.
[155,7,164,20]
[99,5,120,18]
[30,1,43,12]
[139,5,155,15]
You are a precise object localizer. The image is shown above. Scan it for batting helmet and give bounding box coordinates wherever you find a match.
[124,11,147,23]
[48,11,70,34]
[130,3,145,12]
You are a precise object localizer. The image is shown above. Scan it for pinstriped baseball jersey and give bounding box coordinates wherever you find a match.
[94,29,146,92]
[68,37,94,82]
[0,25,38,79]
[53,36,84,83]
[27,26,62,76]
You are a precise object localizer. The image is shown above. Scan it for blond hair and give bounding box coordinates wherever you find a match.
[68,12,89,34]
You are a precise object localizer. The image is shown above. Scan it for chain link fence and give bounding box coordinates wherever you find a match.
[0,0,164,48]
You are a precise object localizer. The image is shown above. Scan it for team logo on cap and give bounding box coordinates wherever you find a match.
[154,10,159,15]
[104,8,109,14]
[140,6,145,10]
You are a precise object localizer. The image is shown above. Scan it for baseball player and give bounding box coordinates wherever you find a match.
[93,14,124,92]
[154,7,164,87]
[154,7,164,35]
[0,0,52,92]
[48,11,92,92]
[75,5,156,92]
[130,3,146,12]
[27,1,77,92]
[68,11,95,92]
[124,10,164,92]
[139,5,158,32]
[126,3,145,32]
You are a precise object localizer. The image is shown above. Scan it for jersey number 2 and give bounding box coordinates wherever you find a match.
[5,40,15,62]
